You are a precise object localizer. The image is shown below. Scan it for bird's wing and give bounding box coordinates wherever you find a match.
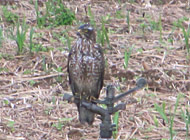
[67,49,72,85]
[94,43,105,99]
[67,45,78,95]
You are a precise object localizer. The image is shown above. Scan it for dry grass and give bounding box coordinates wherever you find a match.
[1,0,190,140]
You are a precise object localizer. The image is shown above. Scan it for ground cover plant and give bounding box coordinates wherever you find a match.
[0,0,190,139]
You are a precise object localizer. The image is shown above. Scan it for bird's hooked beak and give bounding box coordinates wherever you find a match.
[77,28,87,34]
[76,24,94,38]
[77,28,88,37]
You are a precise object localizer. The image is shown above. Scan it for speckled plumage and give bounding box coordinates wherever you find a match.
[67,24,104,125]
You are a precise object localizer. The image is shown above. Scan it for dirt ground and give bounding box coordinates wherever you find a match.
[1,0,190,140]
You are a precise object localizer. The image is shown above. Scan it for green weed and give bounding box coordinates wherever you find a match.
[54,67,63,83]
[181,24,190,57]
[154,94,183,140]
[29,27,34,53]
[149,20,159,30]
[115,10,125,19]
[29,80,36,86]
[33,44,48,53]
[16,20,28,54]
[86,7,111,49]
[97,17,111,49]
[129,0,135,3]
[3,99,9,105]
[126,11,130,30]
[23,69,32,74]
[3,6,18,24]
[154,102,168,124]
[7,120,15,132]
[0,53,14,60]
[52,118,73,131]
[29,28,48,53]
[35,0,46,28]
[123,45,133,69]
[181,108,190,139]
[143,15,163,40]
[52,96,56,104]
[158,14,163,42]
[47,0,75,26]
[172,17,188,29]
[153,115,159,127]
[53,29,72,51]
[168,33,174,45]
[88,6,96,27]
[113,111,119,139]
[53,121,63,131]
[102,17,111,48]
[139,22,148,35]
[42,56,47,72]
[9,19,28,55]
[35,0,75,28]
[173,17,190,57]
[169,94,182,140]
[65,32,71,51]
[45,107,53,115]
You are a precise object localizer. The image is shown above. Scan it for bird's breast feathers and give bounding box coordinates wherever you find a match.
[69,39,104,81]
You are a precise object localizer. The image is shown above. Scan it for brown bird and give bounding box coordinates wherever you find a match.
[67,24,105,125]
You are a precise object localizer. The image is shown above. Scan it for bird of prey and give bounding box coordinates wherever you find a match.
[67,24,105,125]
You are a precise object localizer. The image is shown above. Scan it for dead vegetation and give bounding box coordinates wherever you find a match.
[1,0,190,140]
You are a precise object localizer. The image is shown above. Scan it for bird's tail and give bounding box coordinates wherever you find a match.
[77,105,95,125]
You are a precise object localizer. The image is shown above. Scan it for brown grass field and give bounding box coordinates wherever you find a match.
[1,0,190,140]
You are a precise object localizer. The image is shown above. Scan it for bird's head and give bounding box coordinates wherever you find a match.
[77,24,96,42]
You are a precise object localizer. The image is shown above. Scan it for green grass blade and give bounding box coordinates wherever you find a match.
[159,14,163,42]
[126,11,130,30]
[113,111,119,139]
[124,45,133,69]
[88,6,96,27]
[154,103,168,123]
[29,27,34,53]
[65,33,71,51]
[169,94,183,140]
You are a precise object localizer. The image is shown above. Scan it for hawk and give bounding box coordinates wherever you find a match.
[67,24,105,125]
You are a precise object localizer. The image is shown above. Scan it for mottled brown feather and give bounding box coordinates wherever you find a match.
[67,24,104,124]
